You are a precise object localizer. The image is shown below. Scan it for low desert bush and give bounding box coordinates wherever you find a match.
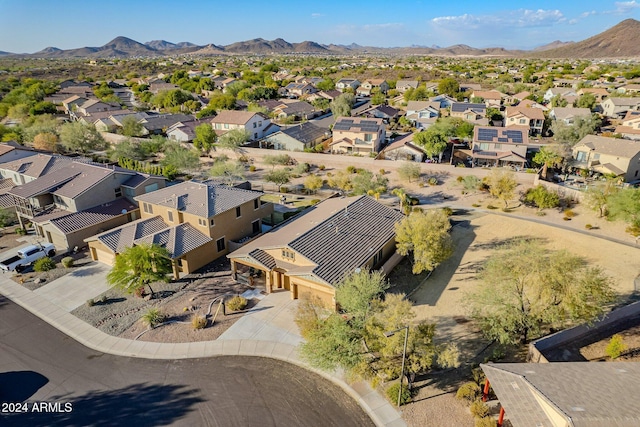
[191,314,208,330]
[475,417,497,427]
[34,257,56,272]
[470,400,489,418]
[141,308,165,328]
[606,334,627,360]
[385,383,412,406]
[563,208,576,218]
[456,382,481,404]
[226,295,248,311]
[86,298,95,307]
[61,256,74,268]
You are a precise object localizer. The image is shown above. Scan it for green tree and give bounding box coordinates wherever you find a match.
[392,188,409,213]
[330,93,355,118]
[193,123,217,154]
[413,129,448,159]
[208,93,237,110]
[584,179,619,218]
[397,162,421,183]
[216,129,250,157]
[395,209,454,274]
[209,160,245,185]
[108,138,145,161]
[574,93,597,110]
[162,142,200,172]
[264,168,291,191]
[371,93,386,105]
[336,269,389,323]
[485,169,517,209]
[468,240,615,344]
[120,116,144,137]
[59,122,106,154]
[263,153,292,170]
[316,79,335,91]
[523,185,560,211]
[32,132,58,152]
[438,78,460,97]
[303,174,323,193]
[106,243,173,298]
[551,114,601,146]
[351,170,388,196]
[533,146,563,179]
[607,188,640,230]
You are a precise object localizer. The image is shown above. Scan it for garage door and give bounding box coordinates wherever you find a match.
[296,284,334,308]
[92,246,115,265]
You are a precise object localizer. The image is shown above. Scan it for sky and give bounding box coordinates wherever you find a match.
[1,0,640,53]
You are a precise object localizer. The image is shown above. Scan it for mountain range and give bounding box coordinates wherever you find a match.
[3,19,640,59]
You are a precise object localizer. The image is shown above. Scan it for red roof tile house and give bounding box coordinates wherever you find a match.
[87,181,274,279]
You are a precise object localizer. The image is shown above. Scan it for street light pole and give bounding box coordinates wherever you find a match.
[384,325,410,407]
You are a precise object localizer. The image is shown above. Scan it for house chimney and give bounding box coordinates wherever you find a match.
[335,226,339,234]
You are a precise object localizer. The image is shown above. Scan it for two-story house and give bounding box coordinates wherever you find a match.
[283,82,317,98]
[4,157,165,251]
[471,126,532,168]
[543,88,578,104]
[227,196,404,307]
[470,90,504,108]
[450,102,488,125]
[395,80,419,93]
[601,97,640,119]
[210,110,279,141]
[86,181,274,279]
[406,101,440,129]
[356,79,390,96]
[505,106,545,136]
[615,110,640,140]
[329,117,386,154]
[572,134,640,182]
[549,107,592,125]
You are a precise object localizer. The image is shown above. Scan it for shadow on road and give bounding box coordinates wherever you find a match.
[0,371,48,402]
[2,383,204,427]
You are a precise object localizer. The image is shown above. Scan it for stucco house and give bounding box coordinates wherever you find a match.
[572,134,640,182]
[600,97,640,118]
[395,80,419,93]
[450,102,488,125]
[87,181,274,279]
[335,78,361,92]
[614,110,640,140]
[543,87,578,104]
[227,196,405,307]
[330,117,386,154]
[405,101,440,129]
[549,107,592,125]
[505,106,545,136]
[379,133,429,162]
[262,122,328,151]
[210,110,279,141]
[471,126,532,168]
[470,90,504,108]
[357,79,390,96]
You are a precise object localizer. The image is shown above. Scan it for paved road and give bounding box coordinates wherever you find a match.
[0,297,374,427]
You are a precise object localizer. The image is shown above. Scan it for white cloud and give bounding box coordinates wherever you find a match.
[431,9,566,29]
[613,1,640,13]
[311,13,325,18]
[580,10,598,18]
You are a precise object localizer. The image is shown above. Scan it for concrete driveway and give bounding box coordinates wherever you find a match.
[33,262,112,312]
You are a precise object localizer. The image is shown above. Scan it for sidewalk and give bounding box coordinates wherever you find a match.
[0,271,405,427]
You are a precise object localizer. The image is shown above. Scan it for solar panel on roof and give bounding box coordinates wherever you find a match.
[498,137,508,142]
[477,128,498,141]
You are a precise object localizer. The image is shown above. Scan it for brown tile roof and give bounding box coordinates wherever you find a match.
[576,134,640,159]
[482,362,640,427]
[88,215,168,252]
[135,181,262,219]
[0,193,15,209]
[210,110,266,125]
[506,106,546,120]
[39,198,137,234]
[229,196,404,286]
[0,154,76,179]
[134,222,212,259]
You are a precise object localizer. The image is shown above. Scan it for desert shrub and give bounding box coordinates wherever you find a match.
[15,227,27,235]
[427,177,438,186]
[238,154,250,163]
[456,382,481,404]
[141,307,165,328]
[442,207,454,216]
[475,417,497,427]
[280,186,289,193]
[34,257,56,272]
[563,216,571,221]
[191,314,208,330]
[606,334,627,360]
[536,211,546,216]
[585,223,593,230]
[310,199,320,205]
[472,203,481,208]
[456,176,464,182]
[61,256,74,268]
[385,383,412,406]
[134,287,145,298]
[226,295,248,311]
[626,224,640,237]
[86,298,95,307]
[470,400,489,418]
[564,208,576,218]
[346,165,357,173]
[249,165,256,172]
[486,205,498,210]
[100,295,108,303]
[293,162,310,175]
[318,164,325,170]
[379,169,386,175]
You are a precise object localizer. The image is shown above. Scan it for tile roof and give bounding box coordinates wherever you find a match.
[122,173,160,189]
[0,154,76,179]
[135,180,262,218]
[141,113,195,131]
[451,102,486,113]
[210,110,266,125]
[606,97,640,107]
[229,196,404,285]
[0,193,15,209]
[382,133,427,154]
[576,134,640,159]
[482,362,640,427]
[89,215,168,252]
[333,117,384,133]
[41,198,137,234]
[134,222,212,259]
[551,107,592,120]
[506,106,546,120]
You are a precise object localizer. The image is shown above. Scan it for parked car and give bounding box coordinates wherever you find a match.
[0,243,56,272]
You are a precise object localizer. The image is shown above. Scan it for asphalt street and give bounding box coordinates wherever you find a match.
[0,297,374,427]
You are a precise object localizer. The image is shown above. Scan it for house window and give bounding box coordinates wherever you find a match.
[210,218,215,226]
[252,219,260,234]
[198,218,206,226]
[258,121,262,127]
[373,249,383,265]
[282,249,295,261]
[224,124,229,129]
[593,153,600,160]
[143,202,153,214]
[494,144,502,150]
[167,211,174,222]
[215,123,221,130]
[519,119,526,124]
[115,188,122,198]
[576,151,588,162]
[236,206,241,217]
[364,134,372,142]
[479,143,490,151]
[253,122,257,128]
[254,199,259,209]
[216,238,225,252]
[254,133,258,139]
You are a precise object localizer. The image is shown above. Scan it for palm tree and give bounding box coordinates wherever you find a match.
[533,147,563,180]
[107,243,172,299]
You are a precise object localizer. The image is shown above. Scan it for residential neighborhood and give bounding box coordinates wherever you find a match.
[2,8,640,427]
